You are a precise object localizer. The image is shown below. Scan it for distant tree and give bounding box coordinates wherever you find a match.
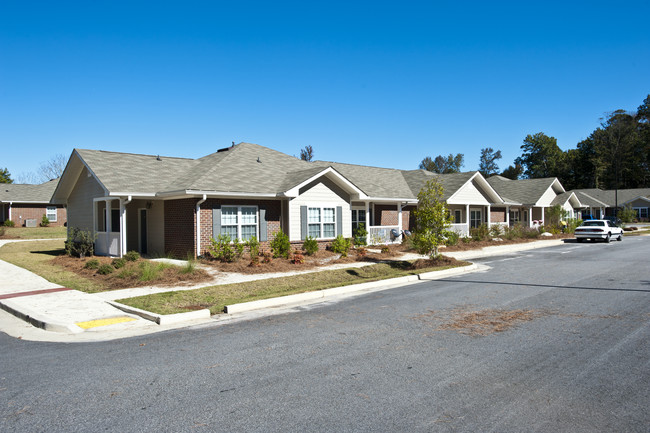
[592,110,640,189]
[38,154,67,182]
[419,153,464,174]
[478,147,502,177]
[299,145,314,161]
[0,167,13,183]
[500,163,523,180]
[411,178,453,259]
[515,132,565,179]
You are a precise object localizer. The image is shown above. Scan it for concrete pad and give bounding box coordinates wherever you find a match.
[0,258,62,295]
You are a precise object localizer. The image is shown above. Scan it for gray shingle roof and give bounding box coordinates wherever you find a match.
[0,179,59,203]
[486,176,558,205]
[571,188,650,207]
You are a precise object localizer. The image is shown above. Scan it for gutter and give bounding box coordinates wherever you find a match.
[196,194,207,258]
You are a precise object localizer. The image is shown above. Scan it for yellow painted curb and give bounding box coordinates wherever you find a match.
[76,316,136,329]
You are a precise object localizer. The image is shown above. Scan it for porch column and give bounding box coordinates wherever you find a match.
[506,206,510,226]
[8,202,11,223]
[487,205,491,227]
[528,206,533,227]
[105,199,112,254]
[365,202,371,229]
[120,196,132,258]
[465,204,470,233]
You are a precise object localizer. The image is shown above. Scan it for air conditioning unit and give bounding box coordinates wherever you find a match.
[25,219,38,227]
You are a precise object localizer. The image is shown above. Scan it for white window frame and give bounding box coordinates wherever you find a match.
[220,205,259,241]
[46,206,57,222]
[633,207,648,219]
[470,208,482,229]
[509,209,520,223]
[308,206,336,239]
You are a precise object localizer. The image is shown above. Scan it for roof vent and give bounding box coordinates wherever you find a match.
[257,157,262,163]
[156,155,161,161]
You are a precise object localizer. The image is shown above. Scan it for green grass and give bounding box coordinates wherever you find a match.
[117,260,470,315]
[0,240,104,292]
[1,226,67,239]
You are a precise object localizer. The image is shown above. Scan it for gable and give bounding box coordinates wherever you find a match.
[447,179,490,205]
[536,186,558,206]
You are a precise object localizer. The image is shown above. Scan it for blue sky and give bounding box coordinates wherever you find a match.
[1,1,649,182]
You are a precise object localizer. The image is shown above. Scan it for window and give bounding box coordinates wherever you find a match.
[308,206,336,239]
[221,206,258,241]
[352,209,366,232]
[454,210,462,224]
[509,210,520,223]
[634,207,648,219]
[470,209,482,229]
[46,206,57,222]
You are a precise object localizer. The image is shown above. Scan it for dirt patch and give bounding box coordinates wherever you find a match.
[51,255,212,290]
[415,306,549,336]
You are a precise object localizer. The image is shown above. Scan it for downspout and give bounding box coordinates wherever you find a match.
[196,194,207,258]
[120,196,132,257]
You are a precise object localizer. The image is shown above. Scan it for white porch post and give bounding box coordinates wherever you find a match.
[506,206,510,226]
[105,199,112,253]
[365,202,371,229]
[120,196,132,258]
[465,204,470,232]
[487,204,491,227]
[528,206,533,227]
[8,202,11,223]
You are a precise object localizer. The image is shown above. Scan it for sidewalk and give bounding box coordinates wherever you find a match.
[0,238,565,342]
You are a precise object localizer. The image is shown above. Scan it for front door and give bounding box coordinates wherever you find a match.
[470,209,482,229]
[139,209,148,255]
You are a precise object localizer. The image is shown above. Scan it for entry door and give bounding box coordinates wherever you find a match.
[470,209,482,229]
[139,209,148,255]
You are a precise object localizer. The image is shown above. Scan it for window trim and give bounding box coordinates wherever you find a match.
[46,206,57,222]
[307,206,337,239]
[220,205,259,241]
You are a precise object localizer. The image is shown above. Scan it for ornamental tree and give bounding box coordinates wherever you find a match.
[411,177,453,259]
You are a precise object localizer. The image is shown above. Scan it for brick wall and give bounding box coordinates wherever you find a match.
[6,204,67,227]
[164,199,197,258]
[374,205,412,231]
[491,207,506,223]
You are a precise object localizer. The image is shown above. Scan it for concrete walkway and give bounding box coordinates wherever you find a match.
[0,237,569,342]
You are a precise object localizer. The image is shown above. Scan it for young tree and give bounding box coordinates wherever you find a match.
[419,153,464,174]
[299,145,314,161]
[478,147,502,177]
[0,167,12,184]
[38,154,67,182]
[411,178,453,259]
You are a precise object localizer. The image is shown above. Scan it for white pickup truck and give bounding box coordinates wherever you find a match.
[574,220,623,243]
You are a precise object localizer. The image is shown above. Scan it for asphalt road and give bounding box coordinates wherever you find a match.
[1,237,649,432]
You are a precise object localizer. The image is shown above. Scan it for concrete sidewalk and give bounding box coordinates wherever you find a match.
[0,238,567,342]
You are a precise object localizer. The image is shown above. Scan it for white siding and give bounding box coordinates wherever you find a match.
[536,187,557,206]
[447,181,490,205]
[289,179,351,241]
[67,167,105,231]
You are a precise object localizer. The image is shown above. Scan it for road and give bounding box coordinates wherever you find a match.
[1,237,649,432]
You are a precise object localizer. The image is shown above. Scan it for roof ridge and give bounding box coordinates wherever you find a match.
[76,148,195,161]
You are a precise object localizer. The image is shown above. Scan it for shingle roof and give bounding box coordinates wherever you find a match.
[486,176,558,205]
[0,179,60,203]
[571,188,650,207]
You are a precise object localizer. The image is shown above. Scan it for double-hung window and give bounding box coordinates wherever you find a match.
[46,206,57,222]
[221,206,258,241]
[308,207,336,239]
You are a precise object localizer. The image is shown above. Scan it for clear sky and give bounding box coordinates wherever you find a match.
[1,1,649,182]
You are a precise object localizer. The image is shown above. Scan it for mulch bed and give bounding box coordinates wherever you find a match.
[51,255,212,290]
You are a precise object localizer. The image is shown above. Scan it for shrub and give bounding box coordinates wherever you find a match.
[65,227,96,258]
[291,251,305,264]
[521,227,541,239]
[470,224,490,242]
[208,234,244,262]
[180,259,197,274]
[124,250,140,261]
[40,215,50,227]
[356,247,367,257]
[261,251,273,263]
[330,235,351,257]
[618,205,637,224]
[138,261,171,281]
[444,230,459,246]
[246,236,260,259]
[270,230,291,258]
[303,236,319,256]
[380,245,390,255]
[97,264,114,275]
[461,236,472,244]
[353,223,368,246]
[564,218,581,234]
[3,220,15,227]
[84,259,100,269]
[489,224,502,238]
[111,258,126,269]
[116,268,135,278]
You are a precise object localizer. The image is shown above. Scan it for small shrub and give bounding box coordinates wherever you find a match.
[470,224,490,242]
[521,227,541,239]
[246,236,260,259]
[380,245,390,254]
[124,250,140,261]
[353,223,368,246]
[270,230,291,258]
[461,236,472,244]
[65,227,96,258]
[489,224,502,238]
[116,268,135,278]
[40,214,50,227]
[356,247,367,257]
[331,235,351,257]
[138,261,171,281]
[111,258,126,269]
[261,251,273,263]
[444,230,459,246]
[180,259,197,274]
[291,251,305,265]
[3,220,15,227]
[97,264,114,275]
[303,236,319,256]
[208,235,243,262]
[84,259,100,269]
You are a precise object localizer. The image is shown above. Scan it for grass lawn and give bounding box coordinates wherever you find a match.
[0,226,67,239]
[118,258,470,315]
[0,240,104,292]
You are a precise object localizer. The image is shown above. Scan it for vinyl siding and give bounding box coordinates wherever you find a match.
[289,178,351,241]
[67,167,105,232]
[536,187,557,207]
[447,180,490,205]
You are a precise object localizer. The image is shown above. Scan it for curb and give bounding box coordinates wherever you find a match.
[225,263,483,314]
[0,299,83,334]
[108,300,211,325]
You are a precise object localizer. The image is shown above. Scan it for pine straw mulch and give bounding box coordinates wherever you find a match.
[51,255,212,290]
[414,306,550,337]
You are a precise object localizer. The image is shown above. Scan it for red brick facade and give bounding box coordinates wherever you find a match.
[164,199,197,258]
[374,205,413,231]
[2,204,67,227]
[490,207,507,223]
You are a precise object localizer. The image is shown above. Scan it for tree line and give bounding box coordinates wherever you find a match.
[419,94,650,189]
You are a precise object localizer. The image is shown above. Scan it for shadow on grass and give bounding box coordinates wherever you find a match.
[30,249,66,257]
